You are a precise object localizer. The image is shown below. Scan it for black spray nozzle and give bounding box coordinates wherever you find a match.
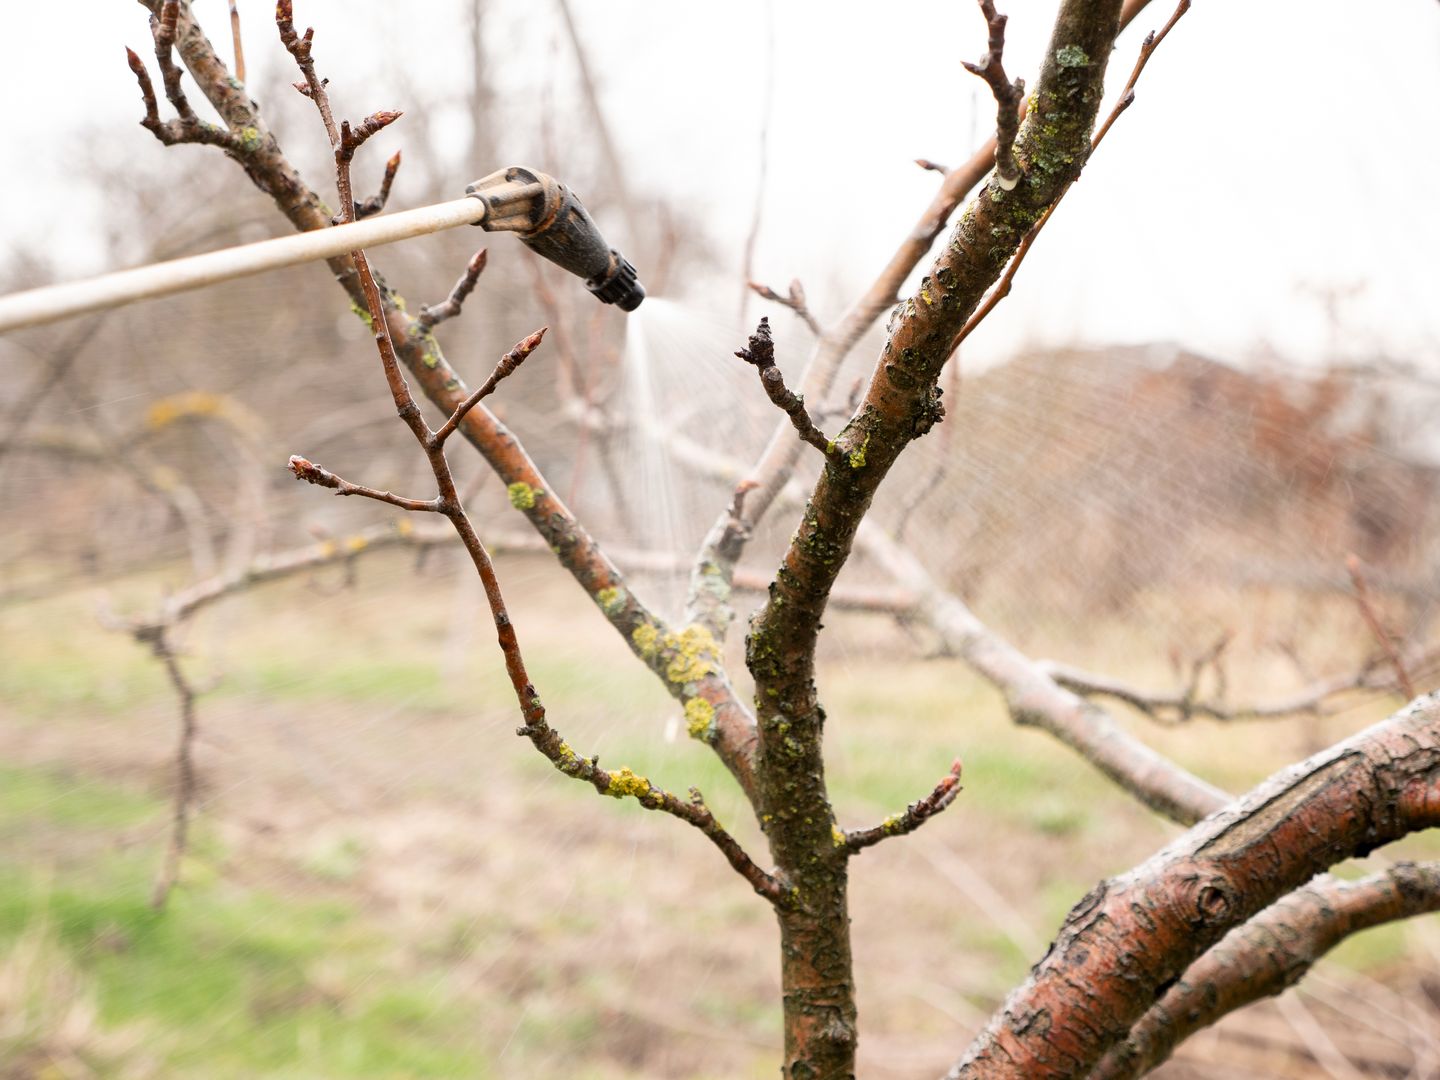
[465,167,645,312]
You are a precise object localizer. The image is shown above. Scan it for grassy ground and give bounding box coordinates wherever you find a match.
[1,550,1437,1078]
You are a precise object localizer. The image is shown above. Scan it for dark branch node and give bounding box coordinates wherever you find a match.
[735,317,836,460]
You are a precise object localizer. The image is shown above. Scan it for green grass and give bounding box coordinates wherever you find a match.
[4,557,1434,1077]
[0,765,158,831]
[0,768,492,1080]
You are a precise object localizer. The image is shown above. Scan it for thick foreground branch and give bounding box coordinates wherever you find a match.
[1090,861,1440,1079]
[948,693,1440,1079]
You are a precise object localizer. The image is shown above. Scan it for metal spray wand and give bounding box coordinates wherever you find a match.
[0,166,645,334]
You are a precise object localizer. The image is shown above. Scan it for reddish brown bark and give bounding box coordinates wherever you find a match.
[1089,860,1440,1079]
[947,694,1440,1078]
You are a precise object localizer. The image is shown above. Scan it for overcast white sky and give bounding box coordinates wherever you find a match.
[4,1,1439,369]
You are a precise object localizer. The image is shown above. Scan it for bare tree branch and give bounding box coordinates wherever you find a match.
[748,279,823,338]
[130,0,762,801]
[953,0,1192,352]
[961,0,1025,191]
[277,34,783,909]
[432,326,545,445]
[735,317,838,461]
[417,248,488,331]
[354,150,402,219]
[289,454,439,512]
[275,0,337,147]
[1348,552,1418,700]
[1090,861,1440,1079]
[1042,650,1434,725]
[949,694,1440,1078]
[227,0,245,83]
[131,625,200,910]
[843,758,964,853]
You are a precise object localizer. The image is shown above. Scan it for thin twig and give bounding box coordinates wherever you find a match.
[915,158,950,176]
[354,150,401,219]
[276,0,337,147]
[961,0,1024,191]
[152,0,195,121]
[1041,645,1438,724]
[748,279,823,338]
[738,0,776,326]
[735,317,837,461]
[125,35,238,152]
[142,626,200,910]
[432,327,547,445]
[417,248,488,331]
[844,758,964,853]
[228,0,246,83]
[1089,0,1192,148]
[1347,553,1417,700]
[952,0,1191,351]
[334,114,402,226]
[288,455,440,512]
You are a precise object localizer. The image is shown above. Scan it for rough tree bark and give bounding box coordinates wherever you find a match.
[745,1,1125,1070]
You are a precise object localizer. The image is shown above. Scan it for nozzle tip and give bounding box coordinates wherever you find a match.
[587,252,645,312]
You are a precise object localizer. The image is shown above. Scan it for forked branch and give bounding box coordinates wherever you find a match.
[949,694,1440,1078]
[418,248,488,331]
[1091,861,1440,1079]
[281,43,780,907]
[953,0,1192,352]
[125,11,241,154]
[962,0,1025,190]
[748,279,823,337]
[735,317,837,462]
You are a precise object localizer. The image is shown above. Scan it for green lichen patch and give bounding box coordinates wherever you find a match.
[1056,44,1090,67]
[684,697,716,740]
[630,622,720,685]
[847,435,870,470]
[632,623,660,660]
[596,586,627,616]
[665,624,718,685]
[605,766,650,800]
[506,482,537,510]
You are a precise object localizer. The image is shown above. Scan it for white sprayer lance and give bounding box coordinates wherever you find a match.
[0,167,644,335]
